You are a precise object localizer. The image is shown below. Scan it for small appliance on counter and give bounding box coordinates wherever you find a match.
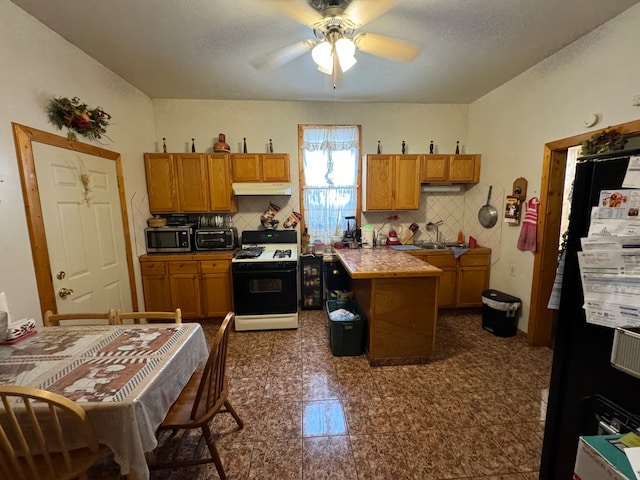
[145,225,193,253]
[194,227,237,250]
[342,216,361,247]
[386,216,402,245]
[385,230,401,246]
[361,225,374,248]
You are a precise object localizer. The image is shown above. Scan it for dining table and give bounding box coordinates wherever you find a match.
[0,322,209,480]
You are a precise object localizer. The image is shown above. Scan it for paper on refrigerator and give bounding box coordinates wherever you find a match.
[582,235,640,250]
[588,207,640,237]
[622,155,640,188]
[597,189,640,219]
[583,299,640,328]
[578,248,640,327]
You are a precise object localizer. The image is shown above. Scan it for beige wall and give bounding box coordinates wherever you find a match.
[152,100,470,238]
[3,0,640,331]
[0,1,154,324]
[467,3,640,331]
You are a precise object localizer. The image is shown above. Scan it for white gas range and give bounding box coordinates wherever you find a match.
[231,230,298,331]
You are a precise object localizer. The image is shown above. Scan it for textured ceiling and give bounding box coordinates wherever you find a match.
[10,0,640,103]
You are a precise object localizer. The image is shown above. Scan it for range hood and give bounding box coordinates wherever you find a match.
[232,182,292,196]
[420,184,463,193]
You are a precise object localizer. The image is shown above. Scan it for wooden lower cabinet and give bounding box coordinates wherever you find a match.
[411,248,490,308]
[456,252,491,307]
[140,261,171,312]
[168,261,202,318]
[419,254,457,308]
[140,254,232,319]
[201,259,232,317]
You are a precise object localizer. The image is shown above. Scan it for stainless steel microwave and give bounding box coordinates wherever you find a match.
[194,227,237,251]
[145,226,192,253]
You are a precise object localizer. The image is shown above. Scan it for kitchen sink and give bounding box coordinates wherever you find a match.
[419,243,449,250]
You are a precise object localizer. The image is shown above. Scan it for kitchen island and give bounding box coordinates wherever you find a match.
[333,247,442,366]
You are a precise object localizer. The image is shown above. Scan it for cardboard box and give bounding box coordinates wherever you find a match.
[574,435,635,480]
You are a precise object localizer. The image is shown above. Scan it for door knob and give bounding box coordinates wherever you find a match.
[58,287,74,299]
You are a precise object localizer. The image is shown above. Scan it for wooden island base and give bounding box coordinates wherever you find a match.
[352,276,438,366]
[332,248,441,366]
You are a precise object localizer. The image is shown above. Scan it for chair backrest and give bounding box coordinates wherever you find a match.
[0,385,101,480]
[115,308,182,325]
[43,309,117,327]
[191,312,234,421]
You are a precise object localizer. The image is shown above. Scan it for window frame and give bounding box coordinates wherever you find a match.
[297,124,363,243]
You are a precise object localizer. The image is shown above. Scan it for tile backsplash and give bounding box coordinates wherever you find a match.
[229,182,505,264]
[362,183,504,264]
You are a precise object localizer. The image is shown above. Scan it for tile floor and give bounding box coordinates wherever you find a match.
[95,309,553,479]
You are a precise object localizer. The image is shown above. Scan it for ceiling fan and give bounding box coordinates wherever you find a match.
[254,0,419,75]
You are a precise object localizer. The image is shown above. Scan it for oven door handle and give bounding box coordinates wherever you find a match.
[232,266,297,275]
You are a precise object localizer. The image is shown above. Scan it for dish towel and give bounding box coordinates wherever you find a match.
[518,196,539,252]
[449,246,469,259]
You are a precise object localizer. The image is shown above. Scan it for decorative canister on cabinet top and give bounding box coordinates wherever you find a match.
[214,133,230,153]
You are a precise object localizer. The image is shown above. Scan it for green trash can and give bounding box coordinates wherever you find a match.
[327,300,366,356]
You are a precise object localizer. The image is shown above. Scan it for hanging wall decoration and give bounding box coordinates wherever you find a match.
[46,96,111,141]
[580,129,626,155]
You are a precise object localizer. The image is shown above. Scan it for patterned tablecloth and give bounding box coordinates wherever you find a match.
[0,323,209,480]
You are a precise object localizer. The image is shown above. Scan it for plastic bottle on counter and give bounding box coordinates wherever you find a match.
[457,230,464,244]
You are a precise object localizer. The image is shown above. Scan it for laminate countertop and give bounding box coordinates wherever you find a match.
[333,247,443,279]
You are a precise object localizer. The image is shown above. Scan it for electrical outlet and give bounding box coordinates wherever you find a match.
[509,263,517,276]
[633,95,640,107]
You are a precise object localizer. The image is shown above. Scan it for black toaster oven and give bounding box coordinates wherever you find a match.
[194,227,238,250]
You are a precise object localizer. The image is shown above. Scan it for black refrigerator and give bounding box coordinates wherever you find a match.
[540,148,640,479]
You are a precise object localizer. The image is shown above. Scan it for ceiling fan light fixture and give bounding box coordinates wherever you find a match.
[312,41,333,71]
[317,63,333,75]
[335,37,357,72]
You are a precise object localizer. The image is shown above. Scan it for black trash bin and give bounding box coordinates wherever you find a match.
[481,289,521,337]
[327,299,365,356]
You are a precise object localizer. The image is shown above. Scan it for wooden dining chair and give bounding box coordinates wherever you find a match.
[115,308,182,325]
[0,385,110,480]
[149,312,242,480]
[43,309,117,327]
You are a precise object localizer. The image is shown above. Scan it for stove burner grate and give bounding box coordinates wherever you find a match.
[273,249,292,259]
[234,247,265,259]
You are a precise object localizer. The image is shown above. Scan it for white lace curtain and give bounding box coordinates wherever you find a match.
[301,125,359,244]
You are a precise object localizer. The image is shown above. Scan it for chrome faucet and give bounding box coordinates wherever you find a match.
[426,220,444,245]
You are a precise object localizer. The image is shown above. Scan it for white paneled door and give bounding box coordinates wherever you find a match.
[33,143,132,313]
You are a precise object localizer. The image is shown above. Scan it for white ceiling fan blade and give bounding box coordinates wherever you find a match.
[270,0,324,27]
[252,40,314,69]
[343,0,400,27]
[355,33,419,62]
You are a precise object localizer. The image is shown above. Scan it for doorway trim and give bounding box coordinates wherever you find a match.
[12,123,138,316]
[528,118,640,346]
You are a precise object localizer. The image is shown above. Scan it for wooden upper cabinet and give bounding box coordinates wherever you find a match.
[145,153,179,213]
[176,154,210,212]
[208,154,236,212]
[363,154,420,211]
[145,153,235,213]
[448,154,480,183]
[231,153,290,182]
[421,154,481,184]
[262,154,290,182]
[420,155,449,182]
[364,155,394,210]
[231,154,261,182]
[394,154,421,210]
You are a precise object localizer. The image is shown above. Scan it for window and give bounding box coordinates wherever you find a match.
[298,125,361,244]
